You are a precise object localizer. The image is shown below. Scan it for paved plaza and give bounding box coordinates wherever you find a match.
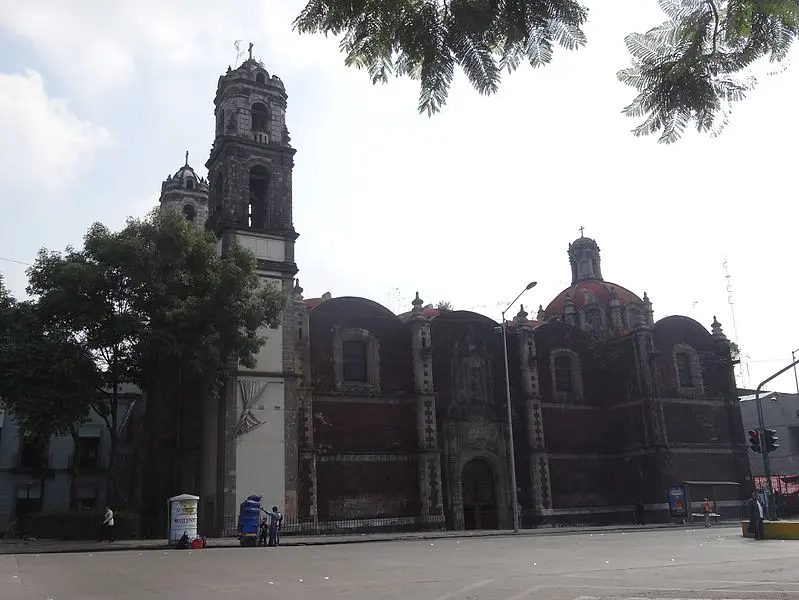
[2,525,798,600]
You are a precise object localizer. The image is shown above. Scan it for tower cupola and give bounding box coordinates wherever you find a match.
[568,228,603,283]
[159,151,209,228]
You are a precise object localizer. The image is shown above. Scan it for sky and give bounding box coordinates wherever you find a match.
[1,0,797,392]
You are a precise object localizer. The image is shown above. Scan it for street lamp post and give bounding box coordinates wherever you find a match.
[501,281,537,533]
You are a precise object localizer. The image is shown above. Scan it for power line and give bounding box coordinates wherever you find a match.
[0,256,31,266]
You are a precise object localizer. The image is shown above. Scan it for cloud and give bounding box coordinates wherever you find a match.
[0,0,345,97]
[0,69,112,192]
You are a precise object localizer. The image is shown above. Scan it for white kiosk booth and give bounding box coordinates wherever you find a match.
[168,493,200,546]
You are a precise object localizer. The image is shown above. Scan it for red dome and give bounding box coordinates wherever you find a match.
[544,279,642,318]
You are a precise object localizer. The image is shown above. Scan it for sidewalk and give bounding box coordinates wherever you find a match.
[0,521,739,556]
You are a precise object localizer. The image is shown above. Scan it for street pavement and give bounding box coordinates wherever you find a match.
[2,525,797,600]
[0,522,683,555]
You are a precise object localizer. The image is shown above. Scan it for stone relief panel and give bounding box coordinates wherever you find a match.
[447,332,496,421]
[234,379,271,438]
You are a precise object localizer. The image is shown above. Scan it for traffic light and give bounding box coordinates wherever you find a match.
[748,430,762,453]
[765,428,779,453]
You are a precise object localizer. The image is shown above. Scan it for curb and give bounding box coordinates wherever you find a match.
[0,522,740,556]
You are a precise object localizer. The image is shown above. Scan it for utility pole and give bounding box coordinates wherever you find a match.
[754,358,799,520]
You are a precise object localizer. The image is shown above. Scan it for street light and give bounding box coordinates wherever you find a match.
[791,349,799,394]
[501,280,537,533]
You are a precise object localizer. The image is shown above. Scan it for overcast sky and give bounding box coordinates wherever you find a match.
[1,0,797,391]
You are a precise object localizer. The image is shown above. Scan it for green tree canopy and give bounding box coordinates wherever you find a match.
[0,277,100,446]
[25,208,286,498]
[294,0,799,142]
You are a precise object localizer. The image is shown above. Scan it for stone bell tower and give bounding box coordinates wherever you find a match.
[202,48,300,534]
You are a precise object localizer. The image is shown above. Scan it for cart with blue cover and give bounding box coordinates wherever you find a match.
[238,494,262,547]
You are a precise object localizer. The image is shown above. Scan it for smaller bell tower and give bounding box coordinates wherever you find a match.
[159,152,209,229]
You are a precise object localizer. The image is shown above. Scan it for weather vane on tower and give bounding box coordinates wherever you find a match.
[579,225,585,238]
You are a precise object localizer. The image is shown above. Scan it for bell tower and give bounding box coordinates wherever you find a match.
[202,49,300,534]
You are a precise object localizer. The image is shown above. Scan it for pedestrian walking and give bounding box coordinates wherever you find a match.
[747,491,765,540]
[703,497,713,528]
[98,505,115,542]
[635,501,646,526]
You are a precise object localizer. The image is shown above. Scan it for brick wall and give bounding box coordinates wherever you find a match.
[663,403,734,445]
[309,297,414,394]
[542,408,609,452]
[316,459,420,520]
[314,402,417,452]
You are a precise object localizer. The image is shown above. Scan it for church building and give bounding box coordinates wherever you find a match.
[155,55,751,534]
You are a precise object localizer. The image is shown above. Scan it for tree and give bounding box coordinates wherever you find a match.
[0,276,102,508]
[294,0,799,142]
[26,208,285,504]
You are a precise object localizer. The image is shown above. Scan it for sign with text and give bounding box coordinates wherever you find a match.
[667,485,687,517]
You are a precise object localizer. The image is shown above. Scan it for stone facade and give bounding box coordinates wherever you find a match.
[291,236,751,529]
[147,58,751,534]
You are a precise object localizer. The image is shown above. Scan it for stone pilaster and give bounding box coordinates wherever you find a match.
[521,324,552,519]
[410,292,443,521]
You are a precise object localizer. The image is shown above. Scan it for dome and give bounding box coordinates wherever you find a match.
[544,232,654,334]
[162,156,208,194]
[545,280,642,317]
[569,235,599,251]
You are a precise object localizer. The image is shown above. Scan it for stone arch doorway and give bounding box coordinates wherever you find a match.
[461,458,498,530]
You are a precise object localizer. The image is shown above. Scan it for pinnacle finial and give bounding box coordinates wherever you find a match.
[248,42,254,60]
[537,304,545,321]
[579,225,585,238]
[516,304,529,322]
[412,291,424,312]
[711,315,728,342]
[185,150,189,166]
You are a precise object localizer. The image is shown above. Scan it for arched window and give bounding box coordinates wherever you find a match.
[676,353,693,387]
[673,344,704,394]
[248,165,270,229]
[251,102,269,133]
[183,204,196,222]
[334,328,381,391]
[185,178,194,191]
[549,349,583,399]
[256,72,266,84]
[342,341,368,382]
[554,356,573,392]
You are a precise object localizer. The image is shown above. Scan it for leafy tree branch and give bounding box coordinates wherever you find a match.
[294,0,799,142]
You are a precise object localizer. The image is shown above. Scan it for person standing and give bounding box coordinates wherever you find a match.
[703,497,713,528]
[98,505,115,542]
[267,506,283,547]
[747,492,765,540]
